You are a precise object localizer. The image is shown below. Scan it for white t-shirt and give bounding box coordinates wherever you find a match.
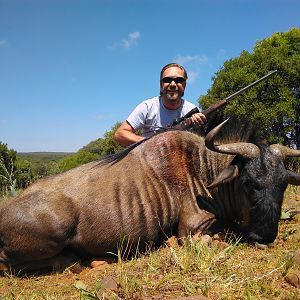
[126,96,197,137]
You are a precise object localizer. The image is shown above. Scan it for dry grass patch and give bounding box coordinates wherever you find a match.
[0,186,299,299]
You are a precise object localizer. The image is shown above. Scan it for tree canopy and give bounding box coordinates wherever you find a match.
[0,142,17,196]
[199,28,300,147]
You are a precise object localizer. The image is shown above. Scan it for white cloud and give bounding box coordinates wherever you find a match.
[0,40,9,48]
[121,31,141,49]
[174,55,208,65]
[107,32,141,51]
[172,54,208,84]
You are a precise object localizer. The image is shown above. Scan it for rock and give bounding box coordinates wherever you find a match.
[212,240,229,250]
[96,276,119,298]
[68,262,85,274]
[285,269,300,288]
[169,295,210,300]
[90,260,109,268]
[292,248,300,266]
[101,276,118,291]
[193,234,212,245]
[166,236,179,248]
[212,234,220,240]
[90,258,114,269]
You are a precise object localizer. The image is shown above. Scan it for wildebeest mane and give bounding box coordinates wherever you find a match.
[98,116,263,167]
[192,113,262,145]
[204,115,262,145]
[97,138,150,166]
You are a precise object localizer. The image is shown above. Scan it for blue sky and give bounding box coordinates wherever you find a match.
[1,0,299,152]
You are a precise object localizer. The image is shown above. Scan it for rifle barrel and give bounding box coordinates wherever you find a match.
[202,70,277,116]
[224,70,278,102]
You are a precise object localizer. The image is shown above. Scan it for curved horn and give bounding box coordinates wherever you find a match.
[205,119,260,159]
[269,144,300,160]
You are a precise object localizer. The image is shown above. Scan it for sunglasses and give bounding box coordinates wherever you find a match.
[161,77,186,84]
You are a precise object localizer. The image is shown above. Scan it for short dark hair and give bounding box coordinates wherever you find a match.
[160,63,188,80]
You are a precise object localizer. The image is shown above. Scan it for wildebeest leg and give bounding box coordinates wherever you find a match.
[177,196,216,239]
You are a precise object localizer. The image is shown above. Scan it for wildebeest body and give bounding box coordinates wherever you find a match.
[0,122,299,272]
[0,131,217,269]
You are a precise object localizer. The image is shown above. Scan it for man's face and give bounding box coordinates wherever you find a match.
[160,66,187,102]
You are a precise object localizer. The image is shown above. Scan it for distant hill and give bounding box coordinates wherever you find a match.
[17,152,73,162]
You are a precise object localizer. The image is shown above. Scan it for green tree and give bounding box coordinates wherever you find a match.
[98,122,124,158]
[0,142,17,196]
[80,122,124,158]
[15,158,34,189]
[80,138,104,154]
[58,150,99,172]
[199,28,300,147]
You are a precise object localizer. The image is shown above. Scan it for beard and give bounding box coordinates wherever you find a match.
[165,90,184,101]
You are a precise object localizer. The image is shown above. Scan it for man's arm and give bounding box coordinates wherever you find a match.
[114,121,144,147]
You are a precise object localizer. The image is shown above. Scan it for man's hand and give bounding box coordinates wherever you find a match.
[181,112,206,128]
[190,112,206,126]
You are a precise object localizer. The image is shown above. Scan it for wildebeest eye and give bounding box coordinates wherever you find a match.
[240,171,264,191]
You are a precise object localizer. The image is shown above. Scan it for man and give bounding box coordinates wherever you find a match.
[114,63,206,146]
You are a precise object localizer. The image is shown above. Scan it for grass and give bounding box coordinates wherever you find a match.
[0,186,299,299]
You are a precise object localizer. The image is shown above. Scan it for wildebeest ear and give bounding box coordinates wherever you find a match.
[287,170,300,186]
[207,165,239,189]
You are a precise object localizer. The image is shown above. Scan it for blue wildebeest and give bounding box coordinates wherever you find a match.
[0,119,299,273]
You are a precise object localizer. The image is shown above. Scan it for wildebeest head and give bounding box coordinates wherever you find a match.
[205,119,300,245]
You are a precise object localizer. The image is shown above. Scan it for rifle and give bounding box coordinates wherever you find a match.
[171,70,278,127]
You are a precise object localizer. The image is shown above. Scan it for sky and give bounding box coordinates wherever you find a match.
[1,0,299,152]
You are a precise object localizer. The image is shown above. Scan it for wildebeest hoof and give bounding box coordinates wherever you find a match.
[254,242,268,249]
[254,240,277,249]
[266,241,276,248]
[254,242,275,249]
